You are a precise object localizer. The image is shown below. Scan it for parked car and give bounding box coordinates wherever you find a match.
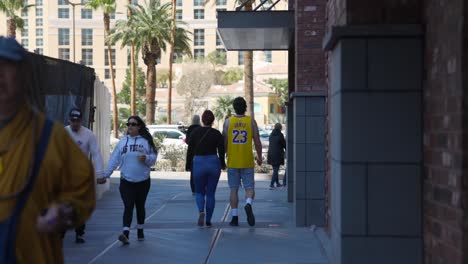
[152,128,186,147]
[147,124,187,135]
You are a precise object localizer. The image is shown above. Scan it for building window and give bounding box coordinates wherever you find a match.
[21,29,28,37]
[194,0,203,6]
[238,51,244,65]
[216,32,222,46]
[105,69,116,79]
[176,0,182,6]
[36,28,43,36]
[21,39,28,47]
[58,0,67,5]
[110,12,115,19]
[216,0,227,5]
[36,8,42,17]
[36,38,43,46]
[36,0,42,6]
[194,29,204,46]
[58,48,70,60]
[36,18,43,26]
[130,0,138,4]
[81,9,92,19]
[81,29,93,46]
[269,104,275,114]
[194,48,204,60]
[176,9,182,20]
[58,8,69,18]
[21,9,28,17]
[35,48,43,54]
[254,103,261,113]
[105,49,116,66]
[23,19,28,27]
[264,50,272,63]
[58,28,70,45]
[81,49,93,65]
[194,9,204,19]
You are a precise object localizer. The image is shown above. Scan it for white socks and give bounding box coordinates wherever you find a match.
[246,198,253,205]
[231,208,238,216]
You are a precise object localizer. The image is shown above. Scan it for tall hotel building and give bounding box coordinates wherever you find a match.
[0,0,288,91]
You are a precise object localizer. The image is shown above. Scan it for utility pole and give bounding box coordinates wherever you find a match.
[65,0,84,63]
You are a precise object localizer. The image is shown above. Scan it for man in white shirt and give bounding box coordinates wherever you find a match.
[65,108,104,243]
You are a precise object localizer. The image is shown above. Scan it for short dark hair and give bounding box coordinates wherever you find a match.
[233,97,247,115]
[202,110,215,126]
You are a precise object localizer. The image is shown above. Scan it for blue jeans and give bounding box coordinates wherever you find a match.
[193,155,221,223]
[270,165,280,186]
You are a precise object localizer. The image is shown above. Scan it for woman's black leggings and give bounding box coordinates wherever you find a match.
[119,178,151,228]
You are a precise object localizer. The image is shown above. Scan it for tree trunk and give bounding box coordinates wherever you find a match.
[244,1,254,118]
[130,43,136,115]
[167,0,176,124]
[146,61,157,124]
[128,0,136,115]
[7,18,16,39]
[104,13,119,138]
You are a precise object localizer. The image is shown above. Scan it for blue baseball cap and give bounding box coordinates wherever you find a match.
[0,37,27,62]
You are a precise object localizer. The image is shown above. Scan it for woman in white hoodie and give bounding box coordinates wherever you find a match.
[98,116,157,245]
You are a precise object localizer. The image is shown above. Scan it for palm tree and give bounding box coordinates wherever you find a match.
[127,0,137,115]
[213,95,234,123]
[243,1,254,117]
[0,0,33,38]
[119,0,191,124]
[167,0,176,124]
[86,0,119,138]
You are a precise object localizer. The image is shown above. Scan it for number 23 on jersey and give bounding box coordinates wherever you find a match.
[232,130,247,144]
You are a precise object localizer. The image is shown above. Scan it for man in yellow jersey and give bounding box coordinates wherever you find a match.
[223,97,262,226]
[0,37,96,264]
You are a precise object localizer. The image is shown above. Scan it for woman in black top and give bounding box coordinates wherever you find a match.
[187,110,226,227]
[185,114,201,194]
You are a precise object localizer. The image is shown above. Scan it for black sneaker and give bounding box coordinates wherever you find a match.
[118,231,130,245]
[206,221,212,227]
[269,185,275,190]
[244,204,255,226]
[197,212,205,227]
[75,235,85,244]
[229,216,239,226]
[137,229,144,241]
[276,184,283,188]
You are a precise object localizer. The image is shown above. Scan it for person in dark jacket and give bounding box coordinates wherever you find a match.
[185,115,201,194]
[267,123,286,189]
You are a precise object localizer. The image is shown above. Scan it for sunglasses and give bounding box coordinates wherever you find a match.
[126,122,139,127]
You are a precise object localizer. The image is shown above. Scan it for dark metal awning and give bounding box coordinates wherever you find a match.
[217,11,294,51]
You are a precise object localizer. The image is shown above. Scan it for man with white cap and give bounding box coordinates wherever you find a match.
[65,108,104,243]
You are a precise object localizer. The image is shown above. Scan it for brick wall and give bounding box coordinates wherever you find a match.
[423,0,465,263]
[295,0,327,92]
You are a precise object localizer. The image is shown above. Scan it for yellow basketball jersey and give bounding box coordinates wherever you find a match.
[227,116,255,168]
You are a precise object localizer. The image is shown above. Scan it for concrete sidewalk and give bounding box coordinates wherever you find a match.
[64,172,330,264]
